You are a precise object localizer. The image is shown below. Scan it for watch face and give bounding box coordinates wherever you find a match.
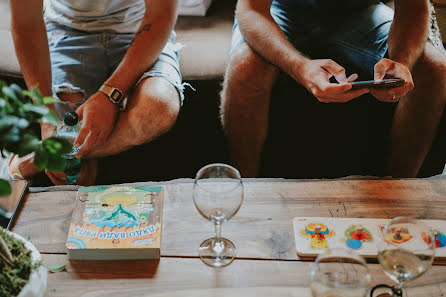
[110,89,123,103]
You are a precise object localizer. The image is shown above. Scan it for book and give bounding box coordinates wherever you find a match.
[66,186,163,260]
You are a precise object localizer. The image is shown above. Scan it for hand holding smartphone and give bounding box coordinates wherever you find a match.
[349,78,406,90]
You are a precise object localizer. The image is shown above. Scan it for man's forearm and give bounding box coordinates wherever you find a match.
[388,0,430,70]
[103,1,177,95]
[11,4,52,98]
[236,1,308,83]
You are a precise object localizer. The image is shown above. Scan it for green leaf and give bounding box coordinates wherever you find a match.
[48,264,66,273]
[43,137,72,155]
[0,179,12,197]
[2,86,18,101]
[17,133,40,157]
[1,126,21,143]
[16,118,29,129]
[22,90,34,100]
[30,86,44,105]
[34,145,49,170]
[42,96,60,105]
[46,154,66,172]
[22,104,50,116]
[0,115,20,130]
[42,110,60,126]
[9,84,24,99]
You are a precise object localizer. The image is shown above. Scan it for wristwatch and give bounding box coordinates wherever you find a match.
[99,84,126,110]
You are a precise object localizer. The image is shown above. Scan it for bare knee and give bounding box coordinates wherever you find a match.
[128,77,180,140]
[225,43,279,92]
[221,43,279,117]
[413,44,446,103]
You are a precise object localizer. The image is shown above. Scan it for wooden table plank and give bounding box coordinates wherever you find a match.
[13,179,446,259]
[42,255,446,297]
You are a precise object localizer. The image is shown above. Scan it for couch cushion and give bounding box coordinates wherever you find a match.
[0,0,234,81]
[175,0,234,80]
[0,1,20,78]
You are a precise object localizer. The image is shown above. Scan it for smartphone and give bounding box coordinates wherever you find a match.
[0,180,28,229]
[349,78,406,90]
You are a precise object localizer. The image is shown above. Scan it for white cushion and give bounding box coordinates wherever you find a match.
[178,0,214,16]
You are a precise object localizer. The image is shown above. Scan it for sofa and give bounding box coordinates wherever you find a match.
[1,0,445,184]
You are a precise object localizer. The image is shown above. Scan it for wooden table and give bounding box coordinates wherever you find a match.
[12,178,446,296]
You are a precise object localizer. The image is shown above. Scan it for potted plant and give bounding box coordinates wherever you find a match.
[0,227,47,297]
[0,81,71,296]
[0,81,72,195]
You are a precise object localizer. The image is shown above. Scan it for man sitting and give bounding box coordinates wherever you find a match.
[221,0,446,177]
[10,0,183,184]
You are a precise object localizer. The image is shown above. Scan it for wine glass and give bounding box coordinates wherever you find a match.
[372,217,435,297]
[193,163,244,267]
[310,248,371,297]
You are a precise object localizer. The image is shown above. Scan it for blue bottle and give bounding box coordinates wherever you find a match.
[56,111,81,184]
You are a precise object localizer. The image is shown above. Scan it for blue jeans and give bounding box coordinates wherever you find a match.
[231,1,393,79]
[46,23,184,118]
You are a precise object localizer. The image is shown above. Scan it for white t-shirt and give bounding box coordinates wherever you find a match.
[44,0,145,33]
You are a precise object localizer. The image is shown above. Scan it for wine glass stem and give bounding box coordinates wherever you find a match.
[214,222,222,243]
[213,221,225,258]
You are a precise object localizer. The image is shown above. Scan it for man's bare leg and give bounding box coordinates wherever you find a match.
[13,78,178,185]
[389,43,446,177]
[88,76,180,158]
[221,43,279,177]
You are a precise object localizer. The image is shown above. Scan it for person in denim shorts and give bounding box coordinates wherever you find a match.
[221,0,446,178]
[10,0,183,185]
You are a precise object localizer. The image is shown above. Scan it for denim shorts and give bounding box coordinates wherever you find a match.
[46,23,184,117]
[231,1,394,79]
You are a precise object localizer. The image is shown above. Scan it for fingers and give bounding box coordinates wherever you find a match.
[317,88,370,103]
[347,73,358,83]
[321,59,348,83]
[76,131,97,158]
[370,85,411,103]
[371,58,414,102]
[311,72,367,103]
[74,120,89,148]
[374,58,393,81]
[305,59,369,102]
[76,104,84,122]
[75,123,111,158]
[45,170,68,186]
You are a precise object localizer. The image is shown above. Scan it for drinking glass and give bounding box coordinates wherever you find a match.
[372,217,435,297]
[193,163,244,267]
[310,248,371,297]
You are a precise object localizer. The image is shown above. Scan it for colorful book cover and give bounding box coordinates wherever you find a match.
[66,186,163,260]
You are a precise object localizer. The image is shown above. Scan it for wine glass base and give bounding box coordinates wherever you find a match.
[370,284,403,297]
[198,237,236,267]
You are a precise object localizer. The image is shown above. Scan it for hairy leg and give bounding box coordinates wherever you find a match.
[87,76,180,158]
[221,43,279,177]
[389,43,446,177]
